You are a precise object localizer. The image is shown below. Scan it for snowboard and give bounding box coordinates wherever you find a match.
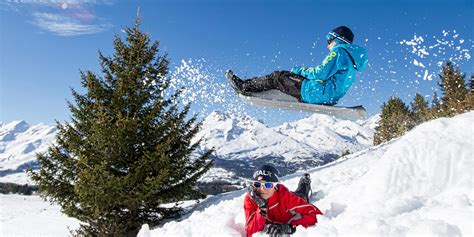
[237,90,368,121]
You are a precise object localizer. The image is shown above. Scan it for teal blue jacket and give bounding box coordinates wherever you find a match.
[291,44,368,105]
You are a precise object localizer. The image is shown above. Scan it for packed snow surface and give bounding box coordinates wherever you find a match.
[0,194,80,236]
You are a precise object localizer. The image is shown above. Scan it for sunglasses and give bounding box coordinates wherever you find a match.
[327,38,334,45]
[253,181,275,189]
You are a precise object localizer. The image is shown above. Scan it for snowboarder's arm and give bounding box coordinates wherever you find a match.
[244,194,266,237]
[290,50,340,81]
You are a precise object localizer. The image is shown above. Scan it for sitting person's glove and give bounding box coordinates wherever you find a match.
[265,224,296,237]
[247,185,267,217]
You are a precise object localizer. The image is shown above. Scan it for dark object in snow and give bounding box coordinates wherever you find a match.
[293,173,312,203]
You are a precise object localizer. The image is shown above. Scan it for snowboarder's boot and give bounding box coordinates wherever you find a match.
[294,173,311,203]
[225,70,247,95]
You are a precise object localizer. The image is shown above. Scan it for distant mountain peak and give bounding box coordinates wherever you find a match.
[1,120,30,132]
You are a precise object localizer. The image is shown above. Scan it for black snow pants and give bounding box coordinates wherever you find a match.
[240,70,305,101]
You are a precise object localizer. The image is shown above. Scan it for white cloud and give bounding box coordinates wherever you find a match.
[6,1,113,6]
[32,12,112,36]
[3,0,114,37]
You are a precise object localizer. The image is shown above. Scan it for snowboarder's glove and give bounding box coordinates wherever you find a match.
[265,224,296,237]
[247,185,267,216]
[290,67,301,74]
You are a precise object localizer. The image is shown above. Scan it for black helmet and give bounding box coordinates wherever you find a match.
[328,26,354,44]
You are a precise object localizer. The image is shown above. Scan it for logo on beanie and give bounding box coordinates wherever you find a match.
[254,170,272,177]
[252,165,280,182]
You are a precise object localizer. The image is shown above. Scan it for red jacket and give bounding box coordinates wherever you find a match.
[244,184,323,237]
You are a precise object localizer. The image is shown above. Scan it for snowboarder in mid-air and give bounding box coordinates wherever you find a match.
[226,26,368,106]
[244,164,322,237]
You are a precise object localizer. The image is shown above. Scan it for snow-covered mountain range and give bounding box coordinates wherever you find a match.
[194,111,375,187]
[0,111,377,187]
[2,112,472,236]
[0,121,57,183]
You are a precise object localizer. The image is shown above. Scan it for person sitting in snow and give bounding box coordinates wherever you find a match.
[244,164,322,237]
[226,26,368,105]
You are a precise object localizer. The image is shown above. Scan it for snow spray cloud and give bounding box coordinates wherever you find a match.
[165,58,252,118]
[164,58,311,126]
[342,29,472,108]
[162,30,472,121]
[399,30,472,81]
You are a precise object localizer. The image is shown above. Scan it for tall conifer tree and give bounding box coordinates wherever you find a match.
[430,91,443,118]
[437,62,469,116]
[462,74,474,110]
[29,17,213,236]
[410,93,430,124]
[374,97,413,145]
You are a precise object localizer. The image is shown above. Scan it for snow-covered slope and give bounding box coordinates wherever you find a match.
[0,121,56,183]
[1,112,472,236]
[144,111,473,237]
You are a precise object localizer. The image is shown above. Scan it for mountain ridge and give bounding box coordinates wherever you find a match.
[0,112,377,187]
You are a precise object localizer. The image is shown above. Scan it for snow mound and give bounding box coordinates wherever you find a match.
[362,113,471,200]
[312,112,473,236]
[144,112,473,237]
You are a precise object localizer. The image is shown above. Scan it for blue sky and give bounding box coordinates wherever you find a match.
[1,0,473,126]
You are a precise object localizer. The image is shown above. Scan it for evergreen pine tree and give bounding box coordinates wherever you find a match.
[430,91,441,119]
[462,74,474,111]
[28,18,213,236]
[410,93,430,125]
[437,62,469,116]
[470,74,474,91]
[374,97,414,145]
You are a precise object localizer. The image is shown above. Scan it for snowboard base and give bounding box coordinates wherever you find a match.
[238,90,368,121]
